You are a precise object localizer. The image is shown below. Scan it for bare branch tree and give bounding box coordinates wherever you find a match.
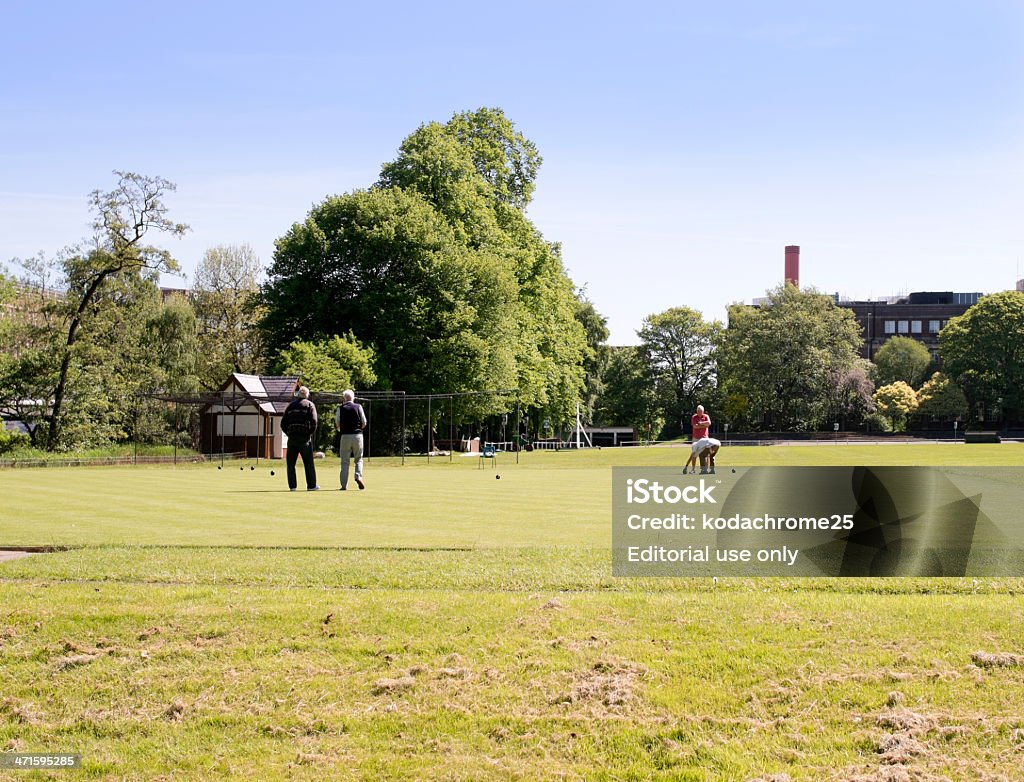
[46,172,188,449]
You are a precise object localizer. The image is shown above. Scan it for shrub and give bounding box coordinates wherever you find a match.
[0,427,30,454]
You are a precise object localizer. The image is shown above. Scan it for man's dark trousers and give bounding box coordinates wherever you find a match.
[286,436,317,490]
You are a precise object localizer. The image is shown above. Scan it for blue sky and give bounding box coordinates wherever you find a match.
[2,0,1023,344]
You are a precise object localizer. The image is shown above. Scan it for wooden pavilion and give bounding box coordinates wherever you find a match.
[199,374,300,459]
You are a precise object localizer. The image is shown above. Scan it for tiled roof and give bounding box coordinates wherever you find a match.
[260,376,300,413]
[219,373,299,414]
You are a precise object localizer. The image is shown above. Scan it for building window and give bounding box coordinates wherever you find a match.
[911,320,922,334]
[898,321,909,334]
[884,320,896,334]
[929,320,941,333]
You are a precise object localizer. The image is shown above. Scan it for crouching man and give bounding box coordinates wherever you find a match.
[692,437,721,475]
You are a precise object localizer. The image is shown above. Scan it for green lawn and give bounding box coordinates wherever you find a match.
[2,443,1023,780]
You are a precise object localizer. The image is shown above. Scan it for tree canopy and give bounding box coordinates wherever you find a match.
[873,335,932,389]
[275,333,378,395]
[594,346,663,440]
[637,307,721,437]
[940,291,1024,425]
[720,284,863,430]
[914,372,968,422]
[260,108,590,426]
[873,381,918,432]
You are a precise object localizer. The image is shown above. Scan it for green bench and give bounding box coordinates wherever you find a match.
[964,431,1001,444]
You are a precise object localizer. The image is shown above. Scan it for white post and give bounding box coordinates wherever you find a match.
[574,402,593,448]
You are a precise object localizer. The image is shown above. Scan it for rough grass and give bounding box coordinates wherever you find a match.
[2,443,1023,780]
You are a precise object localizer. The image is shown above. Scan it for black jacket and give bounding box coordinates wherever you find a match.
[282,398,318,439]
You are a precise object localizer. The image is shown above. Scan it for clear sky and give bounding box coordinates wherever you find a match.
[2,0,1023,344]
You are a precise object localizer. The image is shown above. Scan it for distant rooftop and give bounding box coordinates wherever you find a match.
[835,291,984,306]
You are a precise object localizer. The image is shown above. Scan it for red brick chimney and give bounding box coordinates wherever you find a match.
[785,245,800,288]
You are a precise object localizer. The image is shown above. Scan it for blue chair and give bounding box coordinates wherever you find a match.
[479,443,497,468]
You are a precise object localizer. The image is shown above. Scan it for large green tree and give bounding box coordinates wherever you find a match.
[720,284,863,430]
[637,307,721,437]
[377,108,588,426]
[261,187,520,418]
[873,335,932,389]
[940,291,1024,425]
[260,108,590,430]
[63,272,199,447]
[1,265,198,450]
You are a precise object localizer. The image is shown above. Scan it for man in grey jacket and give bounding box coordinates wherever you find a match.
[335,389,367,490]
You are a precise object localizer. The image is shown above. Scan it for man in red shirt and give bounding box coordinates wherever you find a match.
[689,404,718,473]
[691,405,711,440]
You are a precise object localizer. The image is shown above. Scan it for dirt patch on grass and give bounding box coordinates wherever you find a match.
[877,732,926,763]
[53,652,102,671]
[372,675,416,695]
[557,659,647,709]
[293,751,339,766]
[876,709,939,736]
[833,706,991,782]
[47,638,119,672]
[437,667,472,679]
[970,651,1024,668]
[1,697,41,725]
[163,700,187,722]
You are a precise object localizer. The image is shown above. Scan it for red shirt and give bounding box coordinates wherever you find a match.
[691,413,710,440]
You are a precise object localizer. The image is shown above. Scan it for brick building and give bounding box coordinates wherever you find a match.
[838,291,981,361]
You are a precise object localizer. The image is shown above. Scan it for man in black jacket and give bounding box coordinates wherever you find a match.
[282,386,319,491]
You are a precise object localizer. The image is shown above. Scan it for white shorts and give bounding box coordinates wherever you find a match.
[691,437,721,455]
